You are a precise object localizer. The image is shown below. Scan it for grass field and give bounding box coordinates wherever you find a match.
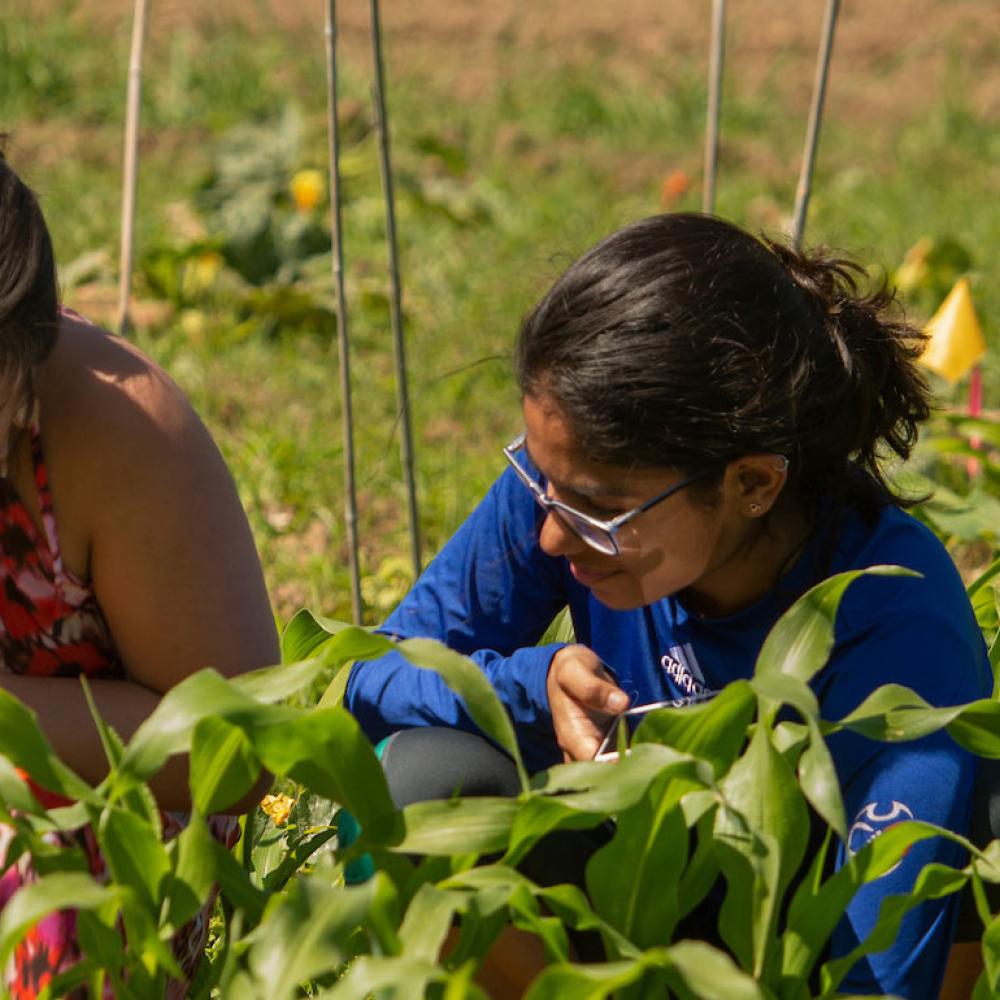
[4,0,1000,625]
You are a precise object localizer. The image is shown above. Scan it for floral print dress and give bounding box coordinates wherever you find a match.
[0,420,238,997]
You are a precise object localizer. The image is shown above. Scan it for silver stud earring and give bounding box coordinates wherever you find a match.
[749,502,763,515]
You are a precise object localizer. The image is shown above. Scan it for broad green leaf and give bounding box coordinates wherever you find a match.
[315,955,448,1000]
[756,566,918,685]
[505,796,605,867]
[715,723,808,977]
[76,908,126,990]
[633,680,756,777]
[782,819,979,986]
[211,835,267,925]
[0,689,98,803]
[819,860,971,997]
[587,773,692,949]
[261,828,338,894]
[836,685,1000,757]
[98,807,171,913]
[119,669,288,781]
[524,942,762,1000]
[247,872,400,1000]
[281,608,354,663]
[190,716,260,815]
[0,753,43,815]
[397,638,528,790]
[392,797,518,856]
[529,745,712,815]
[250,706,398,839]
[399,882,463,962]
[797,722,846,841]
[163,812,216,931]
[973,910,1000,999]
[441,866,642,961]
[0,872,114,967]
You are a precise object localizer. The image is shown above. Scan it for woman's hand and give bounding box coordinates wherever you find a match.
[546,645,629,761]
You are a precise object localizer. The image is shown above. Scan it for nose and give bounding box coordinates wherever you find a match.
[538,508,589,559]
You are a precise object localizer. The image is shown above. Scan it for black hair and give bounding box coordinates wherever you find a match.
[0,141,60,406]
[514,212,931,513]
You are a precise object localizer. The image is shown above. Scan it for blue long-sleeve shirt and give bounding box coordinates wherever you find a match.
[346,464,992,996]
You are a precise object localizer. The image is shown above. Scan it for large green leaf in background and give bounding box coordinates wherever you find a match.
[755,566,919,687]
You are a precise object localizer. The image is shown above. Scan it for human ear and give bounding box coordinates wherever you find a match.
[723,454,790,517]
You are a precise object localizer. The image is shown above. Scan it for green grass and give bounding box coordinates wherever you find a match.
[5,2,1000,623]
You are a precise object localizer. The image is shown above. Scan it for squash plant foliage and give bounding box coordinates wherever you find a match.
[1,568,1000,998]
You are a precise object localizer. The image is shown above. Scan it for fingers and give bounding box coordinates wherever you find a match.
[547,645,630,762]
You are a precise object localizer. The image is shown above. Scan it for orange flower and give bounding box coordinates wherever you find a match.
[260,792,296,826]
[660,169,691,209]
[290,169,326,213]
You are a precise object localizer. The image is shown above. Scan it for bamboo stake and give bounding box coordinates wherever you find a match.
[117,0,149,337]
[369,0,422,579]
[702,0,726,214]
[325,0,364,624]
[791,0,841,248]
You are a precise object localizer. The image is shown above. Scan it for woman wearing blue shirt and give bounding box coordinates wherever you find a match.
[346,213,991,997]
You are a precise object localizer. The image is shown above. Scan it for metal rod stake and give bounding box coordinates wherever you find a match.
[791,0,841,248]
[325,0,364,623]
[117,0,149,337]
[703,0,726,214]
[369,0,422,579]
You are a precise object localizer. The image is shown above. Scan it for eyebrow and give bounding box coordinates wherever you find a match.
[522,439,631,502]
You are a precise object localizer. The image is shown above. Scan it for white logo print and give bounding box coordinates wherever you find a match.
[660,643,708,697]
[848,800,915,872]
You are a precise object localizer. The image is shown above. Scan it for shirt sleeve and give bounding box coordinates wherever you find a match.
[345,467,570,772]
[817,599,990,997]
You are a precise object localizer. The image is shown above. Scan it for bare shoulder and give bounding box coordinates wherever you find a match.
[40,314,203,458]
[37,313,279,683]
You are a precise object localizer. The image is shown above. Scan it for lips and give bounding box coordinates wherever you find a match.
[569,562,619,588]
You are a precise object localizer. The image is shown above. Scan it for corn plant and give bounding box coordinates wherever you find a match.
[1,568,999,997]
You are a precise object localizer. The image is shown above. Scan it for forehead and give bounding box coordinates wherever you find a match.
[521,395,670,500]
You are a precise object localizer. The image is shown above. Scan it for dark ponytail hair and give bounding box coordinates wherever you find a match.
[514,212,930,512]
[0,142,60,406]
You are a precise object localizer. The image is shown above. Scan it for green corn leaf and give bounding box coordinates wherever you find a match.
[836,685,1000,757]
[973,910,1000,998]
[211,836,267,925]
[249,706,398,840]
[633,680,756,778]
[0,689,99,804]
[314,955,448,1000]
[782,819,982,988]
[756,566,918,686]
[391,797,518,856]
[715,723,809,978]
[819,860,971,997]
[0,753,43,815]
[162,812,217,931]
[281,608,352,663]
[397,637,528,791]
[190,715,260,815]
[0,872,114,968]
[399,883,464,962]
[505,796,605,867]
[98,806,171,914]
[587,773,692,950]
[247,872,400,999]
[524,941,762,1000]
[529,744,713,815]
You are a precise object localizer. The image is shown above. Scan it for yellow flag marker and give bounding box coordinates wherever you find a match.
[920,277,986,384]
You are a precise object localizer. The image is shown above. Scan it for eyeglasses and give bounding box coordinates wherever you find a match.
[502,432,720,556]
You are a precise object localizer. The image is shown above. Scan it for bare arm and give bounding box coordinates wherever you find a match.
[22,327,280,811]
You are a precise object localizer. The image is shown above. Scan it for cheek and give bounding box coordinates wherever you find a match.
[603,511,720,605]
